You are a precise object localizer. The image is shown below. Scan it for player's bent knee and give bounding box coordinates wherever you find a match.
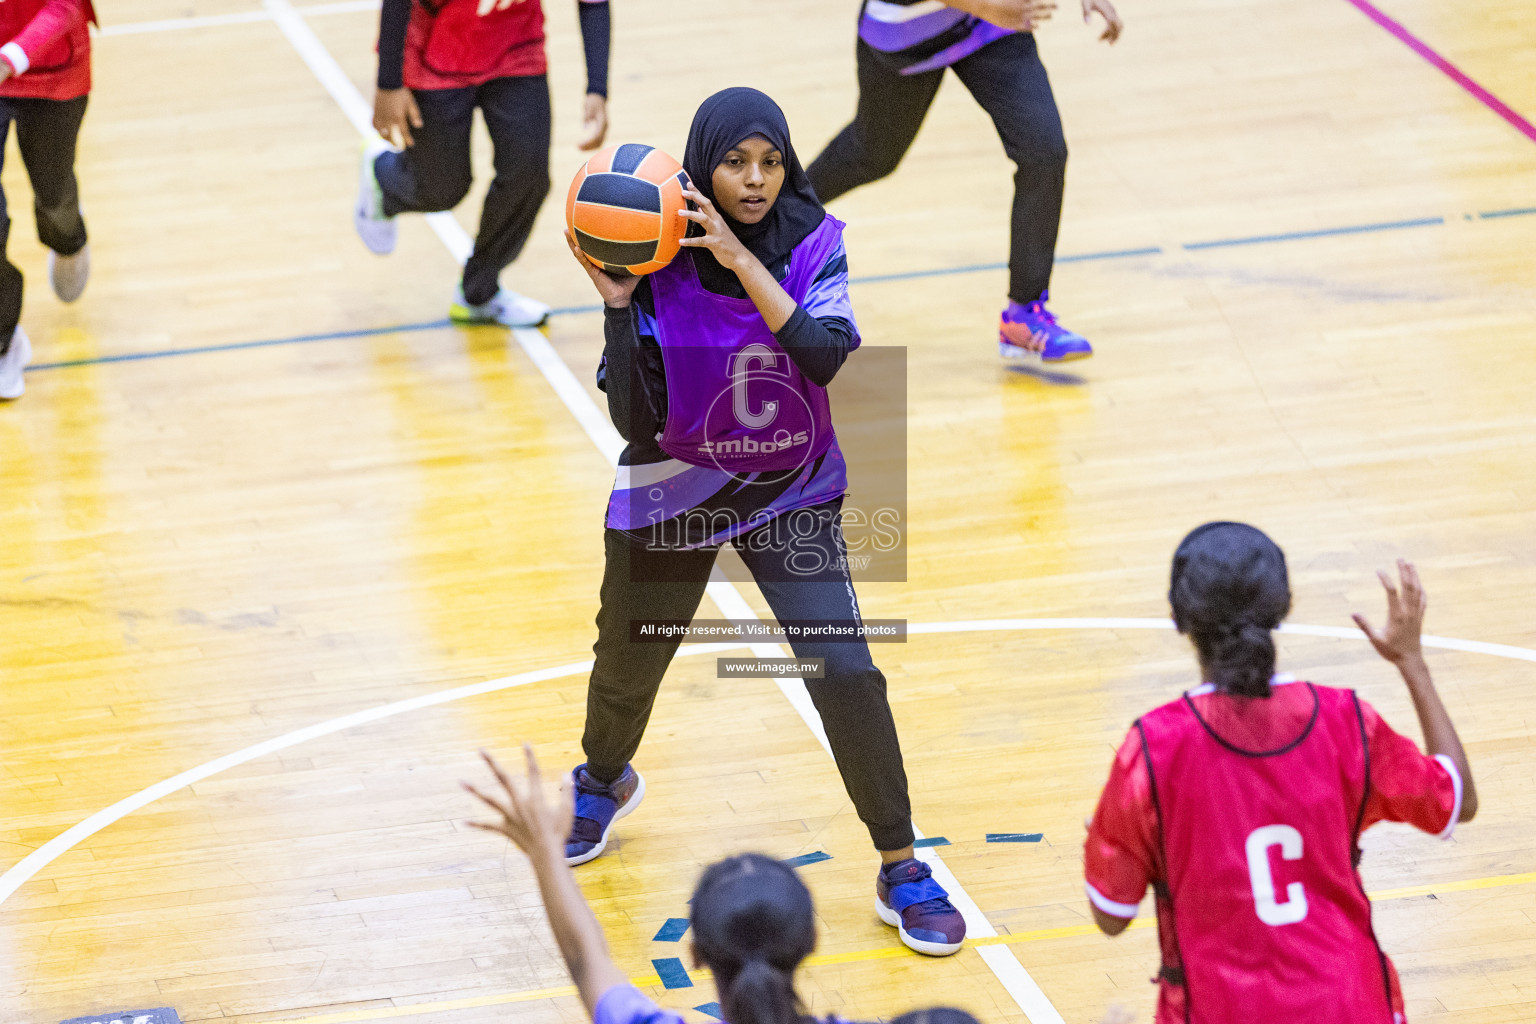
[417,177,474,212]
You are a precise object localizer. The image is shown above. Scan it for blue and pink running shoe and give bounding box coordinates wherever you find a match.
[999,292,1093,362]
[876,858,967,956]
[564,763,645,865]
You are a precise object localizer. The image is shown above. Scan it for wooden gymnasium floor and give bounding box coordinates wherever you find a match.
[2,0,1534,1022]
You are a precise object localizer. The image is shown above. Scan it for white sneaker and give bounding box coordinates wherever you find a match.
[0,327,32,401]
[448,285,551,328]
[354,137,397,255]
[49,244,90,303]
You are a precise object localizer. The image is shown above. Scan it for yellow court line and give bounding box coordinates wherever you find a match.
[1368,870,1536,902]
[258,869,1536,1024]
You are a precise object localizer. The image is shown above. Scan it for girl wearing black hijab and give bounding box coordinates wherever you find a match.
[559,87,967,956]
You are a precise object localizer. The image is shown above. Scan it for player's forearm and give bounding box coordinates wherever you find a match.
[942,0,1022,23]
[376,0,411,90]
[576,0,611,98]
[1090,904,1131,936]
[734,257,797,333]
[4,0,84,74]
[942,0,999,19]
[526,845,625,1014]
[1399,655,1477,820]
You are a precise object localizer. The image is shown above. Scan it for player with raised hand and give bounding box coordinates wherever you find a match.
[808,0,1122,364]
[1084,523,1476,1022]
[465,745,875,1024]
[0,0,96,402]
[354,0,612,328]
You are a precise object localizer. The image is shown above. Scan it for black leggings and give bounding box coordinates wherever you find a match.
[581,502,916,852]
[375,75,551,306]
[808,33,1067,306]
[0,94,89,353]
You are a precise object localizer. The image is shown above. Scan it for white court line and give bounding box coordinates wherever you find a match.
[101,4,1071,1013]
[4,618,1527,913]
[100,0,379,37]
[83,8,1536,1020]
[1,617,1529,1015]
[254,2,1070,1016]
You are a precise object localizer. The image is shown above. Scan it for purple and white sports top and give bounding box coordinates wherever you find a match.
[605,215,859,547]
[596,984,854,1024]
[650,216,843,474]
[858,0,1013,74]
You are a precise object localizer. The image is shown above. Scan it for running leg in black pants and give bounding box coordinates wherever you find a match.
[581,501,915,852]
[373,76,551,306]
[808,35,1067,306]
[463,75,551,307]
[0,95,89,355]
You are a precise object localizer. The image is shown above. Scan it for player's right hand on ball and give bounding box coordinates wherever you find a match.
[373,87,423,149]
[566,229,641,308]
[464,744,575,863]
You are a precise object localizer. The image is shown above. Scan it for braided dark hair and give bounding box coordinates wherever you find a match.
[1169,522,1292,697]
[690,854,815,1024]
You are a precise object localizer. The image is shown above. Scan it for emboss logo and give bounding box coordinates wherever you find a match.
[698,343,818,472]
[699,431,810,456]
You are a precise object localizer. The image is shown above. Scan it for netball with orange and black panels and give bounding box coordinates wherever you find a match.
[566,143,692,275]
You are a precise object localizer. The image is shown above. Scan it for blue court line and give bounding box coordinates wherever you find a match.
[1182,216,1444,250]
[653,918,690,942]
[652,958,693,989]
[19,205,1533,375]
[846,245,1162,287]
[913,836,950,848]
[27,318,454,371]
[1479,206,1536,220]
[1056,246,1165,264]
[781,851,832,868]
[986,833,1044,843]
[694,1003,724,1019]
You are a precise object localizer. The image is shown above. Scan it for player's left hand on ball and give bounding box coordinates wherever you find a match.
[577,93,609,151]
[464,745,575,860]
[678,186,751,271]
[1082,0,1123,42]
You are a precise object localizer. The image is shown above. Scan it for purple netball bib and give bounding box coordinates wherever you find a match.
[649,215,843,474]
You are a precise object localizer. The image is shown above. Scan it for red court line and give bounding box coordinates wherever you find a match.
[1341,0,1536,144]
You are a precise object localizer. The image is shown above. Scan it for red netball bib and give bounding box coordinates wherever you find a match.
[419,0,545,78]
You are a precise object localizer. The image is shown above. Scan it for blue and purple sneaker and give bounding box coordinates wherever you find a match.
[565,763,645,866]
[875,858,967,956]
[999,293,1093,362]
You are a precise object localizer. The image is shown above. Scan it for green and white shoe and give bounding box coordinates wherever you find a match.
[449,285,551,328]
[354,137,397,255]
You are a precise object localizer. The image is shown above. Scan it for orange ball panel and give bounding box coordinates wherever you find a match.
[563,164,586,238]
[632,147,684,186]
[571,203,663,245]
[654,175,687,266]
[584,145,619,174]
